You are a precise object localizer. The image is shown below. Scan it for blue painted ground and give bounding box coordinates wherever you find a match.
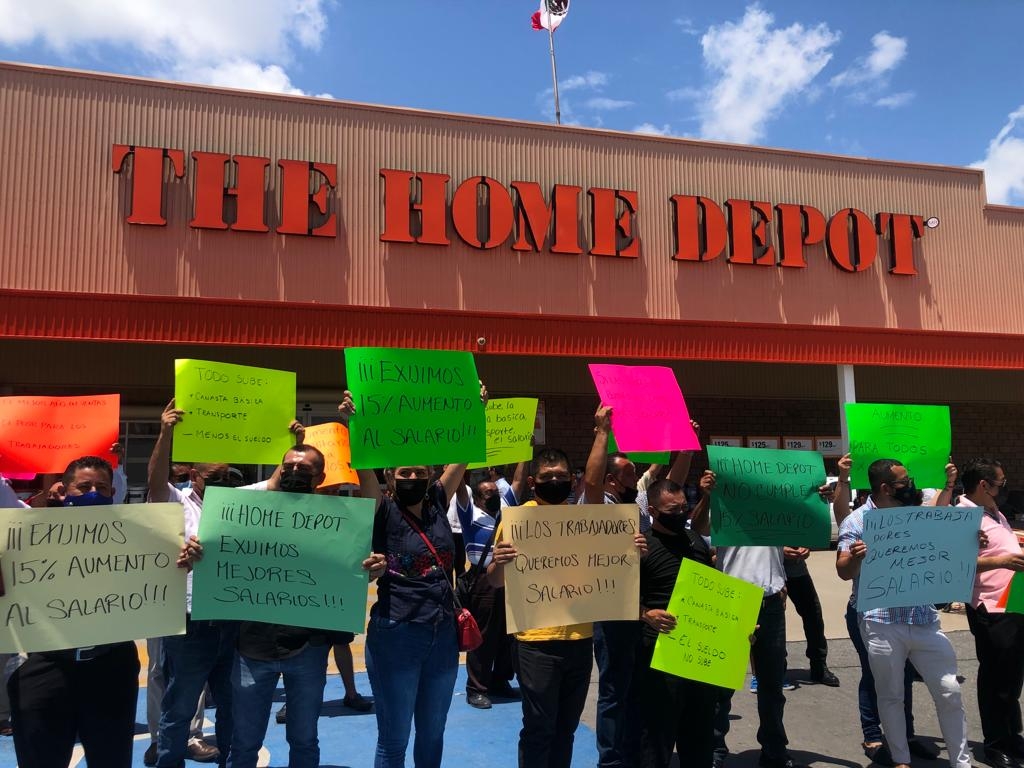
[0,666,599,767]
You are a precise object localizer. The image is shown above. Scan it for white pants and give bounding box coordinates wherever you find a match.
[146,637,205,743]
[860,619,969,767]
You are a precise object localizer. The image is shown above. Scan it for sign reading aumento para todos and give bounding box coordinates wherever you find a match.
[113,144,929,275]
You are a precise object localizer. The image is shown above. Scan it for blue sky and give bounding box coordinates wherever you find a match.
[2,1,1022,205]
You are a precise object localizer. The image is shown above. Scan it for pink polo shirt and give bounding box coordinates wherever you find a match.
[958,496,1022,612]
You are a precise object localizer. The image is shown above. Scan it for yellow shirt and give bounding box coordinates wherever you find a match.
[497,500,593,642]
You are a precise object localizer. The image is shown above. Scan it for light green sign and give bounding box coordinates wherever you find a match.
[846,403,951,490]
[651,559,763,690]
[708,445,830,548]
[192,487,374,632]
[173,359,297,465]
[468,398,538,469]
[607,430,670,465]
[0,503,186,653]
[345,347,486,468]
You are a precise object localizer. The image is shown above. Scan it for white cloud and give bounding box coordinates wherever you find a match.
[560,71,609,91]
[586,97,634,111]
[875,91,914,108]
[634,122,672,136]
[831,31,907,87]
[973,106,1024,205]
[697,5,839,144]
[666,86,701,102]
[674,18,700,36]
[0,0,329,96]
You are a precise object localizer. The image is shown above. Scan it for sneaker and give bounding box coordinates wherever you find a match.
[275,704,287,724]
[782,680,796,691]
[749,675,758,693]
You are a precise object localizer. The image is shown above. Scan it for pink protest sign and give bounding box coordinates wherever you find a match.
[588,364,700,453]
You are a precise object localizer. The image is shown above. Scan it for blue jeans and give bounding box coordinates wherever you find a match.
[365,616,459,768]
[593,620,642,768]
[227,643,329,768]
[845,602,915,743]
[157,619,238,768]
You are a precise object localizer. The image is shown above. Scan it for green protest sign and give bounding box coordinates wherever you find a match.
[192,487,374,632]
[845,403,951,490]
[0,503,186,653]
[1004,572,1024,614]
[650,559,763,690]
[708,444,829,548]
[344,347,486,468]
[173,359,297,465]
[467,398,538,470]
[607,431,670,465]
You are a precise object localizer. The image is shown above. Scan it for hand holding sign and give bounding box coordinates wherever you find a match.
[588,365,699,453]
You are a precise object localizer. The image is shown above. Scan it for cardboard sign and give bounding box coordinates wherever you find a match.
[588,364,700,453]
[0,395,120,474]
[304,423,359,487]
[708,445,830,548]
[650,559,763,690]
[856,505,982,611]
[502,503,640,633]
[173,359,297,465]
[468,398,538,469]
[0,503,186,652]
[345,347,486,468]
[192,487,374,632]
[845,404,951,489]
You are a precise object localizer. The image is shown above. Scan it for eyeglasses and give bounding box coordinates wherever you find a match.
[989,477,1008,488]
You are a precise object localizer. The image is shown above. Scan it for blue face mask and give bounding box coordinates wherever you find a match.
[64,491,113,507]
[173,480,192,490]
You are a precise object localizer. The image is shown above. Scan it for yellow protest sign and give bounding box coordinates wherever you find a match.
[304,423,360,487]
[467,398,538,470]
[173,359,297,465]
[502,503,639,633]
[650,559,763,689]
[0,503,186,653]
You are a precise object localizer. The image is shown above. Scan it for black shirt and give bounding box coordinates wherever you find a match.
[371,482,455,624]
[639,527,713,645]
[237,622,329,661]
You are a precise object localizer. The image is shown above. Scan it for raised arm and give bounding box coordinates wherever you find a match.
[583,404,611,504]
[832,453,853,526]
[666,419,700,485]
[438,381,488,502]
[689,470,714,536]
[509,461,528,505]
[338,391,383,508]
[147,399,183,503]
[928,461,957,506]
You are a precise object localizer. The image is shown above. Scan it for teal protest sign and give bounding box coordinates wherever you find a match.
[344,347,486,468]
[856,505,982,611]
[845,403,951,490]
[708,445,829,548]
[192,487,374,632]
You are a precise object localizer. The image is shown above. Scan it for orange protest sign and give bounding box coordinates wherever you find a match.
[0,395,120,474]
[304,422,359,488]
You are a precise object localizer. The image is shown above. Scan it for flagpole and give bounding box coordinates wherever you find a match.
[547,24,561,125]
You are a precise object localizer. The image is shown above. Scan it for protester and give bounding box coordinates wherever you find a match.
[339,385,485,768]
[783,543,839,687]
[455,467,527,709]
[147,398,245,768]
[6,456,142,768]
[836,458,971,768]
[581,406,695,768]
[630,478,719,768]
[703,468,806,768]
[958,458,1024,768]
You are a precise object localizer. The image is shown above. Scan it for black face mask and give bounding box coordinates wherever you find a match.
[892,481,924,507]
[280,469,317,495]
[618,486,639,505]
[483,495,502,514]
[533,479,572,505]
[657,512,689,535]
[394,478,430,507]
[202,476,232,489]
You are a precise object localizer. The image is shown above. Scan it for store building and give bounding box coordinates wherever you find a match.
[2,62,1023,495]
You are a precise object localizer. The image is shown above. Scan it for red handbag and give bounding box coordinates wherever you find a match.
[401,511,484,652]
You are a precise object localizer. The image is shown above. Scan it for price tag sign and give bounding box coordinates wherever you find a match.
[814,436,844,457]
[709,436,744,447]
[745,436,780,450]
[782,437,814,451]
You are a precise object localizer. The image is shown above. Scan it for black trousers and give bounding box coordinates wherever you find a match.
[629,639,718,768]
[714,593,788,763]
[466,575,513,695]
[8,641,140,768]
[785,573,828,667]
[967,604,1024,746]
[514,637,594,768]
